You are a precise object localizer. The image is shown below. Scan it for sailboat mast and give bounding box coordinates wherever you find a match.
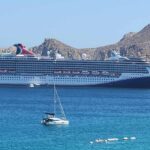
[55,87,67,119]
[54,84,56,114]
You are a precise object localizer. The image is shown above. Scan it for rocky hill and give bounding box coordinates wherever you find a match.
[31,24,150,60]
[94,24,150,60]
[31,38,96,60]
[1,24,150,60]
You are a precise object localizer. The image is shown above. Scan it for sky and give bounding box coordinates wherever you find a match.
[0,0,150,48]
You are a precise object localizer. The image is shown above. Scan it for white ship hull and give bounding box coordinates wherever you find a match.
[0,73,149,87]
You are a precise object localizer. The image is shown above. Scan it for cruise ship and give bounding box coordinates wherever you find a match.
[0,43,150,88]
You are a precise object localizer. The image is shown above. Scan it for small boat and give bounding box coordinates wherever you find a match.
[41,84,69,125]
[29,83,34,88]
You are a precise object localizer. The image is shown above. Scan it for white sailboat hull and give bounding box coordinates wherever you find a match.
[41,117,69,125]
[47,120,69,125]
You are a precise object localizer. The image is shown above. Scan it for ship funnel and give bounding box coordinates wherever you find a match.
[14,43,34,55]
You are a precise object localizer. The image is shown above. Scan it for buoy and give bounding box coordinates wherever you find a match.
[107,138,119,142]
[96,139,105,143]
[123,137,128,140]
[100,139,105,143]
[90,141,93,144]
[130,137,136,140]
[104,139,108,143]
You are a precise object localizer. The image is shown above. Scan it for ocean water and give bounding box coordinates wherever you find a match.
[0,87,150,150]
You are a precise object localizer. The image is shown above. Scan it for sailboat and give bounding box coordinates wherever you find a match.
[41,84,69,125]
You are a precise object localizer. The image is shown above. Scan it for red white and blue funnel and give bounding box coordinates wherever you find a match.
[14,43,34,55]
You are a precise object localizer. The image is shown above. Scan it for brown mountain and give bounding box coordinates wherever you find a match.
[31,38,96,60]
[31,24,150,60]
[94,24,150,60]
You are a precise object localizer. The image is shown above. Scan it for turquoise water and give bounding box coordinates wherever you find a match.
[0,87,150,150]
